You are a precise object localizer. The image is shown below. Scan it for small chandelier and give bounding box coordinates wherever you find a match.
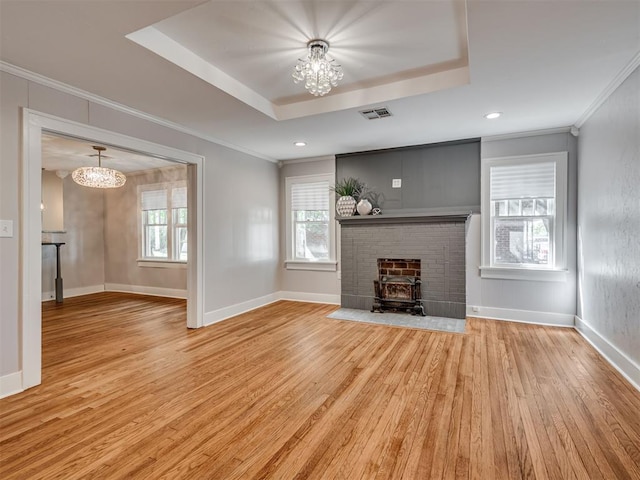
[292,39,343,97]
[72,146,126,189]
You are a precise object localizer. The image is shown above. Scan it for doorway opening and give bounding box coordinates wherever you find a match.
[21,109,205,391]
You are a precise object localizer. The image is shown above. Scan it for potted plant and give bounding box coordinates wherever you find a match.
[331,177,364,217]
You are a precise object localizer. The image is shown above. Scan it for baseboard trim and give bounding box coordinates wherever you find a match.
[574,316,640,392]
[204,293,281,326]
[203,290,340,326]
[42,284,105,302]
[279,291,340,305]
[466,305,575,327]
[0,371,23,399]
[104,283,187,299]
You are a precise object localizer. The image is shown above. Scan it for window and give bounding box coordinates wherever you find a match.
[285,174,336,271]
[481,152,567,281]
[139,182,187,264]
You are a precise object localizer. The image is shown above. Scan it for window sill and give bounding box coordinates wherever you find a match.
[479,266,568,282]
[137,259,187,269]
[285,260,337,272]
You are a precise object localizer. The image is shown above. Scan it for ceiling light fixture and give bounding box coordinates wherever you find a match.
[484,112,502,119]
[72,146,126,189]
[292,39,343,97]
[294,141,307,147]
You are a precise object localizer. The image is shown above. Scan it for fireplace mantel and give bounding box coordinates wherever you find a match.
[337,208,474,225]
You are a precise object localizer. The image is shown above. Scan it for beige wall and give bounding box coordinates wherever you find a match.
[104,165,187,291]
[41,166,189,299]
[41,170,64,232]
[42,177,106,298]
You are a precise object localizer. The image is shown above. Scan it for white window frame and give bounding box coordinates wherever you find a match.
[480,152,568,282]
[138,181,187,267]
[285,173,337,271]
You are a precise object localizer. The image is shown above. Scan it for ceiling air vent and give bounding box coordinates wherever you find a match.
[359,107,392,120]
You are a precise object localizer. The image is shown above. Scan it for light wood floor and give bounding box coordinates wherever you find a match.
[1,293,639,479]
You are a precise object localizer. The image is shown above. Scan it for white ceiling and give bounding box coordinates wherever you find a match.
[41,134,178,173]
[1,0,639,161]
[126,0,470,119]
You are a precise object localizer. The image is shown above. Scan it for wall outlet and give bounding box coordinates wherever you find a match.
[471,306,480,313]
[392,178,402,188]
[0,220,13,238]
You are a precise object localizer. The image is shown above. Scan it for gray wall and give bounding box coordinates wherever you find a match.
[467,132,578,315]
[0,72,26,375]
[577,66,640,365]
[42,176,106,298]
[0,71,280,378]
[336,140,480,212]
[104,166,187,291]
[279,157,340,299]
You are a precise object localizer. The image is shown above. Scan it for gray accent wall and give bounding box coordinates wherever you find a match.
[0,70,280,378]
[336,140,480,212]
[577,65,640,366]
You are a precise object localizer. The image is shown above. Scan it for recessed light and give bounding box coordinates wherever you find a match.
[484,112,502,120]
[294,141,307,147]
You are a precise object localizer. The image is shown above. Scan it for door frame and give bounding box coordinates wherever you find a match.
[21,108,205,389]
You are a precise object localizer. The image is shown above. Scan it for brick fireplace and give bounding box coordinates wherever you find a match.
[339,216,467,319]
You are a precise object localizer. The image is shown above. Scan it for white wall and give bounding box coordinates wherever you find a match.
[466,132,578,323]
[279,157,340,303]
[577,66,640,368]
[0,70,280,379]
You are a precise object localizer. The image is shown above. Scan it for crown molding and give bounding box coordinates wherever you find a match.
[279,155,336,166]
[481,126,572,143]
[574,50,640,128]
[0,61,276,163]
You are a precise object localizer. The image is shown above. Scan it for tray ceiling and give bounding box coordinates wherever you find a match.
[127,0,470,120]
[1,0,639,161]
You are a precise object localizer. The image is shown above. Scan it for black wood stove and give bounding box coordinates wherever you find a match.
[372,275,426,316]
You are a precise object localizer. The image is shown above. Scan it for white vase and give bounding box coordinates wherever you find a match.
[356,198,372,216]
[336,195,357,216]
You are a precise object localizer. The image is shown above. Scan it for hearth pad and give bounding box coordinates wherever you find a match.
[327,308,466,333]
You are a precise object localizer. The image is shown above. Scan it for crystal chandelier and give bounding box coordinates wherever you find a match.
[72,146,126,189]
[292,39,343,96]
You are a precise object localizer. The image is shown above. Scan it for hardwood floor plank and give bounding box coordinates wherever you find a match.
[1,294,639,479]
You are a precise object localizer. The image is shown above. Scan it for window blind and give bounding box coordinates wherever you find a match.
[291,181,329,211]
[141,189,167,210]
[490,162,555,200]
[172,187,187,209]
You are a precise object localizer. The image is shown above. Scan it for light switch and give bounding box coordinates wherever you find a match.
[0,220,13,238]
[392,178,402,188]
